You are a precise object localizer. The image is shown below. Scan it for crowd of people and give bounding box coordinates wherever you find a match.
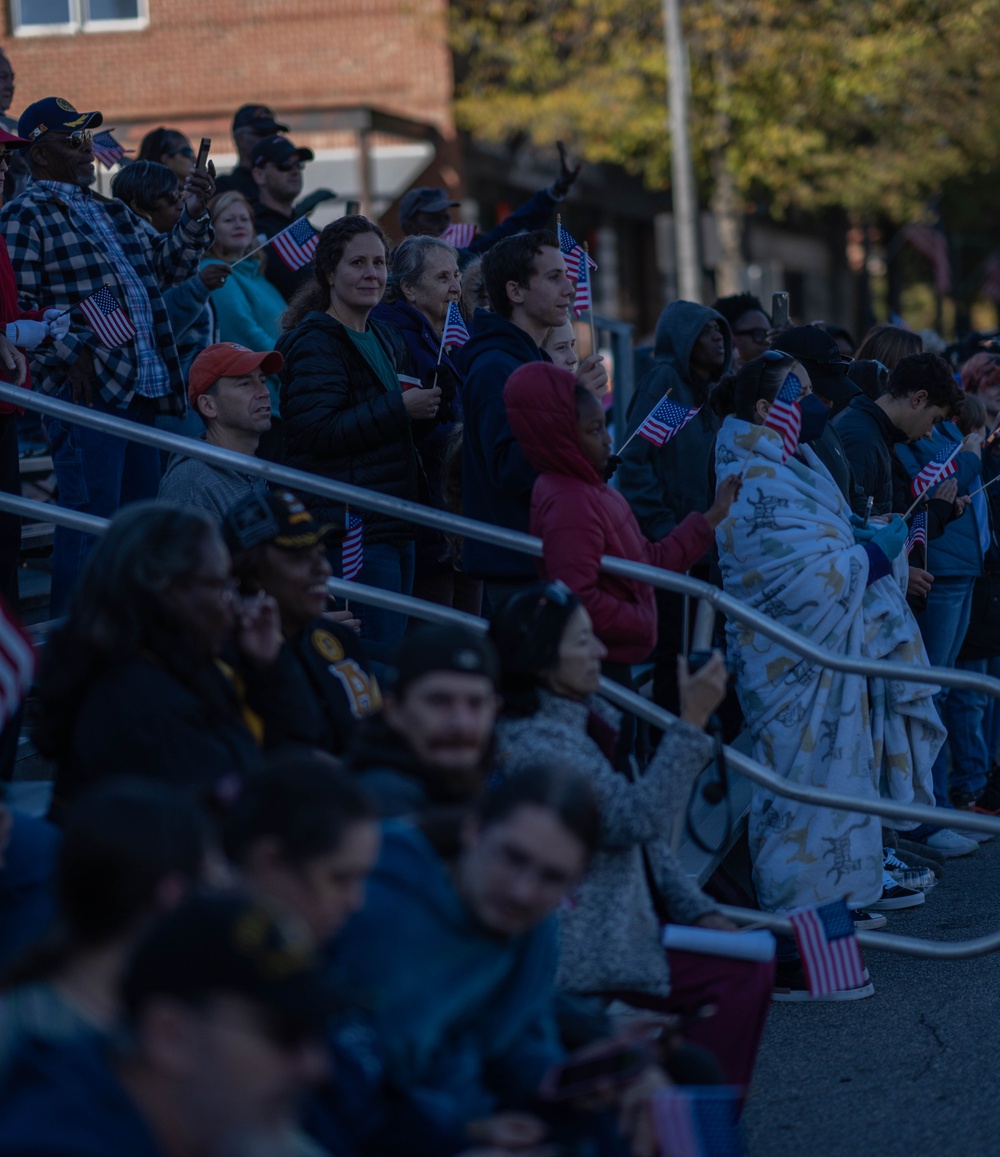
[0,48,993,1153]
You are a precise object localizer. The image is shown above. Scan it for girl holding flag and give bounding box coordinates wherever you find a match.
[373,234,482,614]
[712,353,943,995]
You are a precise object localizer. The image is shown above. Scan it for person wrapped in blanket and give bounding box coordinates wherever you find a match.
[711,351,945,999]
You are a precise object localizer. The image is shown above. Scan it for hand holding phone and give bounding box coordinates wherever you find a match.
[195,137,211,171]
[771,291,790,330]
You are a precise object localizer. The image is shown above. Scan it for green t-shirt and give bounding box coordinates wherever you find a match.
[345,326,399,394]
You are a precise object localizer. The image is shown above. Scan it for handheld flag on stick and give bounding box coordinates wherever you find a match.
[271,217,321,271]
[651,1086,744,1157]
[572,251,592,319]
[910,443,961,499]
[763,371,803,464]
[79,286,136,347]
[441,302,470,351]
[441,222,476,249]
[341,510,364,582]
[788,898,866,996]
[630,396,700,449]
[906,512,927,556]
[557,221,597,271]
[92,132,127,168]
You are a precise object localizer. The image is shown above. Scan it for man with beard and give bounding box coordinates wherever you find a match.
[345,625,501,818]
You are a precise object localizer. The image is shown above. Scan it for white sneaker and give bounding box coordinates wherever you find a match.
[920,829,979,858]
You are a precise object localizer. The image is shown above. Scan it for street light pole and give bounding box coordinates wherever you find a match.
[664,0,702,302]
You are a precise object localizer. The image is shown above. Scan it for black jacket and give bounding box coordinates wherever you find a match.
[51,647,322,816]
[288,618,381,756]
[253,203,313,303]
[277,311,419,546]
[833,394,908,515]
[806,423,866,515]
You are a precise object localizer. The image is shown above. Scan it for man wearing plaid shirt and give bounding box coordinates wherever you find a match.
[0,97,216,611]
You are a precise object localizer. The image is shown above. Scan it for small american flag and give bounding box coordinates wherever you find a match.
[91,131,127,168]
[910,443,961,498]
[441,301,470,349]
[79,286,136,348]
[341,511,364,581]
[0,594,36,730]
[906,512,927,555]
[652,1086,743,1157]
[636,396,701,448]
[271,217,320,271]
[764,371,803,463]
[572,251,592,318]
[441,222,476,249]
[788,898,866,996]
[558,222,597,271]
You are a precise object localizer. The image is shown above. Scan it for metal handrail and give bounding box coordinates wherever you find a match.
[19,496,1000,958]
[5,380,1000,700]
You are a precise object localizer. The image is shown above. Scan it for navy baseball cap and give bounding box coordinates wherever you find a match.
[18,97,102,142]
[399,186,459,222]
[233,104,288,135]
[772,325,860,408]
[251,135,314,169]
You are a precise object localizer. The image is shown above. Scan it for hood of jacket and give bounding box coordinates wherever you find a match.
[652,300,732,383]
[453,309,545,376]
[0,1036,164,1156]
[504,362,603,486]
[372,298,429,340]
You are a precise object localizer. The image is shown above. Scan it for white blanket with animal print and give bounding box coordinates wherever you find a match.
[714,417,943,914]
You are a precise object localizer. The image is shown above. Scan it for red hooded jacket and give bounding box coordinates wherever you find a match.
[504,362,714,664]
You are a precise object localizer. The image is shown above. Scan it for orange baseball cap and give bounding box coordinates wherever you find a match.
[188,343,283,407]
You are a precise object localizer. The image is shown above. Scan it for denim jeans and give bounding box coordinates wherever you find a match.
[944,655,1000,797]
[0,811,60,972]
[336,540,415,667]
[914,575,975,821]
[44,394,161,615]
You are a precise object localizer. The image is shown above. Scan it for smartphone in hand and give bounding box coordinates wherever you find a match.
[194,137,211,170]
[771,291,789,330]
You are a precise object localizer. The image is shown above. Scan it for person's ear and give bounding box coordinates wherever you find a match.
[140,999,201,1077]
[244,836,286,883]
[130,198,152,223]
[251,165,266,189]
[911,390,929,409]
[196,392,217,421]
[506,279,525,307]
[754,397,770,423]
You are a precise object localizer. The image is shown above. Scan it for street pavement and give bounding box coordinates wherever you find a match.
[743,829,1000,1156]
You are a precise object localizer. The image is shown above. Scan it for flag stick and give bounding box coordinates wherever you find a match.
[901,488,934,521]
[615,389,671,456]
[50,282,111,321]
[966,472,1000,500]
[231,236,272,268]
[584,242,598,356]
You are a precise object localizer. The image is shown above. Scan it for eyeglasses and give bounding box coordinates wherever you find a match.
[166,145,195,159]
[274,160,305,173]
[0,150,10,163]
[48,129,94,150]
[734,327,770,345]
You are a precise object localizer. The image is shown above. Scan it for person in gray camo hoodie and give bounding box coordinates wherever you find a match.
[490,581,772,1095]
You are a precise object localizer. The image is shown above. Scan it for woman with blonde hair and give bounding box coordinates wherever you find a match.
[200,191,286,417]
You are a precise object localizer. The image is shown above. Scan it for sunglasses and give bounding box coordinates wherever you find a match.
[734,327,770,345]
[274,159,305,173]
[166,145,195,159]
[44,129,94,150]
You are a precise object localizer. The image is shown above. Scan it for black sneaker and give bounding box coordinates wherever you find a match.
[869,883,925,911]
[975,765,1000,815]
[950,789,980,811]
[771,959,874,1002]
[851,908,887,930]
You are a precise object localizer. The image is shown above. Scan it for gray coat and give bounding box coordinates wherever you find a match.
[496,691,717,998]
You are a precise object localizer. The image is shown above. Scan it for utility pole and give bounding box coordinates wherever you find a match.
[663,0,701,302]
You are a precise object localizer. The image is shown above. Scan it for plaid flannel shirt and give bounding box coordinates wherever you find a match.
[0,183,213,416]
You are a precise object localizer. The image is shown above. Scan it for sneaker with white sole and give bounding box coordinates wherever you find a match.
[771,959,874,1002]
[917,828,979,858]
[868,871,925,911]
[851,908,888,930]
[883,847,936,891]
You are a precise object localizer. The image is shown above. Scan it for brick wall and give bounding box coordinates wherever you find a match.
[0,0,455,148]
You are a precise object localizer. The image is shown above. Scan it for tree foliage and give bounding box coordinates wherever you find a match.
[450,0,1000,223]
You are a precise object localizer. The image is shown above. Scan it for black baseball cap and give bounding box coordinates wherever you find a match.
[399,186,459,222]
[389,624,500,694]
[251,134,314,169]
[19,97,102,143]
[122,893,344,1029]
[222,490,336,554]
[233,104,289,135]
[772,325,860,407]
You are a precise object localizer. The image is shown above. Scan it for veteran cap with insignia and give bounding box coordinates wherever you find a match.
[19,97,103,143]
[222,490,339,555]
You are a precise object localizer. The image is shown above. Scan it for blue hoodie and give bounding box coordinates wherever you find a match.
[327,823,564,1141]
[0,1036,164,1156]
[455,310,550,580]
[618,301,731,546]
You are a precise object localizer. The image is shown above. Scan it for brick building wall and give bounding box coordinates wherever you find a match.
[0,0,455,158]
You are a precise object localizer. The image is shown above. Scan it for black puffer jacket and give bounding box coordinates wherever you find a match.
[277,311,419,544]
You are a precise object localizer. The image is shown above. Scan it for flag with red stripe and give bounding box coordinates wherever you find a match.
[79,286,136,348]
[342,511,364,581]
[271,217,320,271]
[558,222,597,271]
[441,222,476,249]
[636,396,701,448]
[572,252,591,318]
[441,301,470,349]
[788,898,866,996]
[910,443,960,498]
[92,132,127,168]
[0,595,36,729]
[763,371,803,463]
[906,512,927,555]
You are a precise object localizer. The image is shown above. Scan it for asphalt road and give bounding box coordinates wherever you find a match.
[743,831,1000,1157]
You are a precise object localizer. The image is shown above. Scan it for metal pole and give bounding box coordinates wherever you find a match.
[664,0,701,302]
